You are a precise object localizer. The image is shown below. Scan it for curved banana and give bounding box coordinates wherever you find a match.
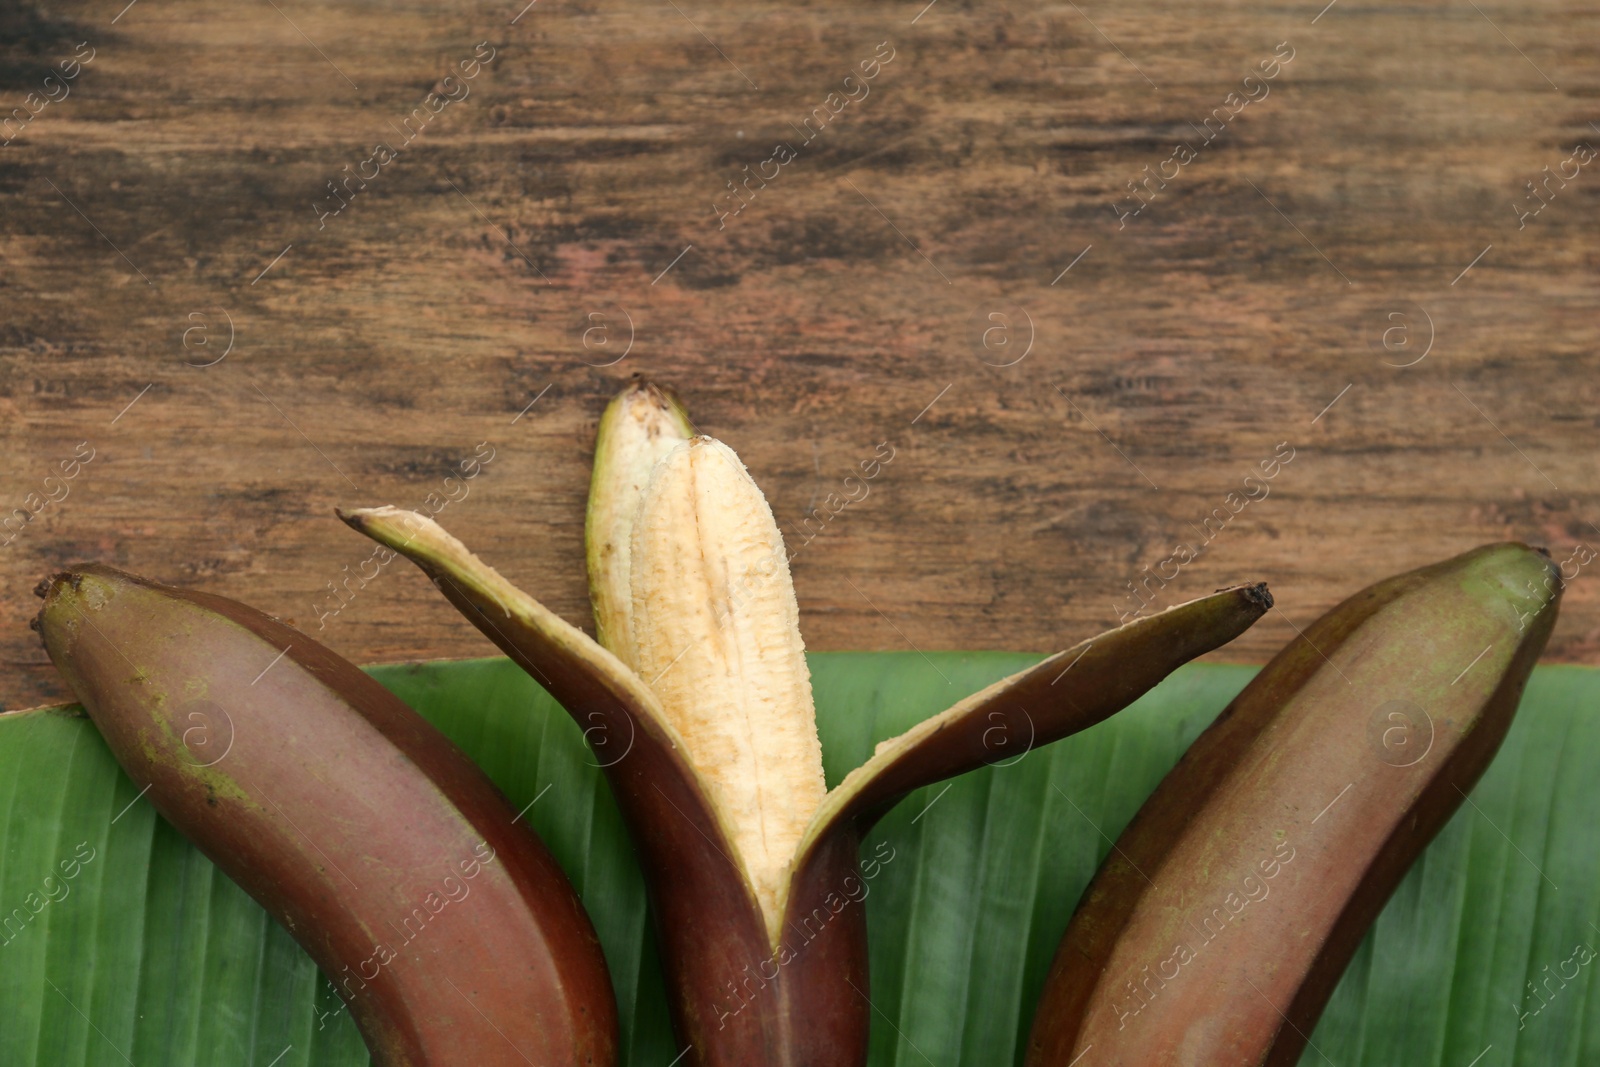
[34,565,619,1067]
[1026,542,1562,1066]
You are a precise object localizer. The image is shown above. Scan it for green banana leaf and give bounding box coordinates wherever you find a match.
[0,654,1593,1066]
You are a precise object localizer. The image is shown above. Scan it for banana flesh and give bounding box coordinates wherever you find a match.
[628,436,826,936]
[587,379,695,657]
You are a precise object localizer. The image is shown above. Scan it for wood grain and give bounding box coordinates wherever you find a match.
[1,0,1596,710]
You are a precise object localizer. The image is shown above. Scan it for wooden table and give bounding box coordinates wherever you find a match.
[2,0,1596,710]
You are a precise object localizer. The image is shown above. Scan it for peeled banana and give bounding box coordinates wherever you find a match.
[342,377,1271,1067]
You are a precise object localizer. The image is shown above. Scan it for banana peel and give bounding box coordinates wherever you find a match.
[340,377,1272,1066]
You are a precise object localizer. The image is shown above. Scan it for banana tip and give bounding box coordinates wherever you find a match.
[29,568,93,641]
[1215,582,1273,612]
[34,571,69,600]
[337,505,405,533]
[610,375,696,436]
[1242,582,1273,611]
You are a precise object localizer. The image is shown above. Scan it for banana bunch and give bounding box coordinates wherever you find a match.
[28,376,1564,1067]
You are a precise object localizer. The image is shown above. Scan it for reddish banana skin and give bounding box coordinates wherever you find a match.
[34,565,618,1067]
[1026,543,1562,1067]
[365,546,870,1066]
